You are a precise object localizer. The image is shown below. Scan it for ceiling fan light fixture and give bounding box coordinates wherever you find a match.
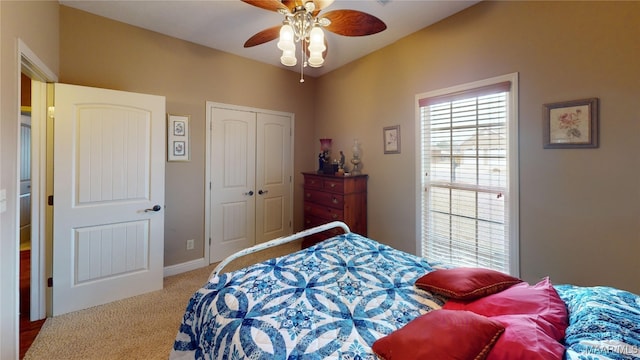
[307,26,325,67]
[241,0,387,82]
[309,26,325,50]
[277,23,295,51]
[307,52,324,67]
[280,49,297,66]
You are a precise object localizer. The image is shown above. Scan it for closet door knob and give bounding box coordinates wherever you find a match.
[244,191,254,196]
[258,190,269,195]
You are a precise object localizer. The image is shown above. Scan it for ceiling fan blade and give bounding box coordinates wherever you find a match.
[282,0,297,12]
[241,0,288,13]
[321,10,387,36]
[244,25,282,47]
[312,0,334,13]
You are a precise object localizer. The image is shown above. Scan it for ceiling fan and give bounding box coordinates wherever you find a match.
[242,0,387,82]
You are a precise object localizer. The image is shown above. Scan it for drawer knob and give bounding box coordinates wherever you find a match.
[305,193,311,198]
[332,197,338,204]
[332,214,338,219]
[329,183,336,188]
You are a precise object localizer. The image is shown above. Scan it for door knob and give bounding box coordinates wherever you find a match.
[144,205,162,212]
[258,190,269,195]
[244,191,254,196]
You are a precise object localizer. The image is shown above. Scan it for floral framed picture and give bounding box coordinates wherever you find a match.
[383,125,401,154]
[543,98,599,149]
[167,114,190,161]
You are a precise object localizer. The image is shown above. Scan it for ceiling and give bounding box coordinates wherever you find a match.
[60,0,479,78]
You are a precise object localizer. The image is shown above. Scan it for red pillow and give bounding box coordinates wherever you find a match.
[372,309,505,360]
[443,277,568,340]
[415,267,522,300]
[486,315,566,360]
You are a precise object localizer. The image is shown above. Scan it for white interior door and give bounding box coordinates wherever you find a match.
[210,107,256,263]
[52,83,165,316]
[255,113,292,244]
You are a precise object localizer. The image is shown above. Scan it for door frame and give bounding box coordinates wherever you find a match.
[204,102,294,265]
[18,39,58,321]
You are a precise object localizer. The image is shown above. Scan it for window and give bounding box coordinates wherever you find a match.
[416,73,519,275]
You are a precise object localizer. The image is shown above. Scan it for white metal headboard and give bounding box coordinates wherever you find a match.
[210,221,351,278]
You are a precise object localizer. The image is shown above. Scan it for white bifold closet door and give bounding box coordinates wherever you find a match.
[208,103,293,263]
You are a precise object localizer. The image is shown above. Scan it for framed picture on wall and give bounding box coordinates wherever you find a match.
[383,125,401,154]
[167,114,190,161]
[543,98,599,149]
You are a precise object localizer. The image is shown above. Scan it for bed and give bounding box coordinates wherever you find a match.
[171,221,640,360]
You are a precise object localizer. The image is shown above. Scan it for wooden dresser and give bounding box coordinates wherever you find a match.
[302,172,368,248]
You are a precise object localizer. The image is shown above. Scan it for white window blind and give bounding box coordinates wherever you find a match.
[418,77,518,274]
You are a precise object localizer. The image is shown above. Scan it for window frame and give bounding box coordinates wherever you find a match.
[414,73,519,276]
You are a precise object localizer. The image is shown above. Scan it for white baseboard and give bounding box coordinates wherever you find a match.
[163,257,209,277]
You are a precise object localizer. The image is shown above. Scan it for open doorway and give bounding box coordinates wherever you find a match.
[18,40,58,358]
[19,73,32,316]
[18,71,45,359]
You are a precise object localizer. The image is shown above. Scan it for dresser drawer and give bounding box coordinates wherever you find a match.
[304,189,344,208]
[303,175,324,189]
[304,201,344,221]
[323,178,344,193]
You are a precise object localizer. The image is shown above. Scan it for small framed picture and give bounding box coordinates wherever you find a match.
[173,141,185,156]
[543,98,599,149]
[383,125,400,154]
[167,114,190,161]
[173,120,186,136]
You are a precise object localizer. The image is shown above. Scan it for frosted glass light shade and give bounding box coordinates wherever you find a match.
[308,51,324,67]
[308,27,325,67]
[309,27,325,51]
[281,49,297,66]
[352,139,361,157]
[277,24,295,51]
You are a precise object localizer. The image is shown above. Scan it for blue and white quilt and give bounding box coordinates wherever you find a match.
[555,285,640,360]
[171,233,445,359]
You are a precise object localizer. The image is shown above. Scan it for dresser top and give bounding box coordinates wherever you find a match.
[302,172,369,179]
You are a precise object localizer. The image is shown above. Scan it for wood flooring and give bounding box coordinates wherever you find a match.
[19,249,45,359]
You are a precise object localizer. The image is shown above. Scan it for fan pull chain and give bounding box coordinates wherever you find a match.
[299,39,305,83]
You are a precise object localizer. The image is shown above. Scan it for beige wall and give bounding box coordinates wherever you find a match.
[316,1,640,294]
[2,7,638,357]
[59,6,318,267]
[0,1,59,358]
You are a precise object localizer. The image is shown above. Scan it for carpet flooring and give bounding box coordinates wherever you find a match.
[24,239,302,360]
[24,264,213,360]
